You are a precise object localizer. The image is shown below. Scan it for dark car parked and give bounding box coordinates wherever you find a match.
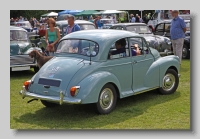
[153,20,190,59]
[109,23,173,56]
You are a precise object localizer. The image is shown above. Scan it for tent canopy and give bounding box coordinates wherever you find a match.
[41,12,58,17]
[75,10,98,16]
[57,10,83,16]
[93,10,126,15]
[58,10,71,16]
[68,10,84,15]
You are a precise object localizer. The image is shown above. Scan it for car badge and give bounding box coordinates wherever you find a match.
[48,67,60,78]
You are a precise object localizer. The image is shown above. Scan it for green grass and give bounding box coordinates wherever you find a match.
[10,59,190,129]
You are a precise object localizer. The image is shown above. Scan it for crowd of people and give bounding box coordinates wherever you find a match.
[129,13,151,24]
[10,16,57,29]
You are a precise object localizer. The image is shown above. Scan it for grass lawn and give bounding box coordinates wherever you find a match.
[10,59,190,129]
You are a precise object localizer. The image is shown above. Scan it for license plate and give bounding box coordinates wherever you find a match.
[12,66,30,71]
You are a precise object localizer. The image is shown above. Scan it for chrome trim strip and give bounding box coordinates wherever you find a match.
[101,62,132,68]
[19,87,81,104]
[10,63,37,67]
[134,58,154,63]
[133,87,159,95]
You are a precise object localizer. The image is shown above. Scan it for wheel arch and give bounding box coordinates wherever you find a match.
[107,82,120,99]
[76,71,122,104]
[168,66,178,73]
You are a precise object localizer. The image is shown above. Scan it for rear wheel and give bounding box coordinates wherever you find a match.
[182,44,190,59]
[41,100,59,107]
[95,84,117,114]
[159,69,179,95]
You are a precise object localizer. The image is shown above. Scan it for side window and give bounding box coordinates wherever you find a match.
[108,38,129,59]
[165,23,171,32]
[156,23,164,30]
[129,38,149,57]
[115,26,123,30]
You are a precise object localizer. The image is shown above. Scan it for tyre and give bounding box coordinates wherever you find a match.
[41,100,59,107]
[34,66,39,73]
[159,69,179,95]
[182,44,190,59]
[95,84,117,114]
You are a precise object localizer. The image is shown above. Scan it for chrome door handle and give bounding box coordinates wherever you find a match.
[133,60,137,64]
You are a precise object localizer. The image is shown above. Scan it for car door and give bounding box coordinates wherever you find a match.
[128,37,155,93]
[154,23,164,36]
[164,23,171,38]
[106,38,133,97]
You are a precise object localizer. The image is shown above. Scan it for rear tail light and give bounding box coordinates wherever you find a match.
[70,86,80,97]
[24,80,31,90]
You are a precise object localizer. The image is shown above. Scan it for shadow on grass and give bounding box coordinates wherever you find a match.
[10,69,35,79]
[14,90,181,129]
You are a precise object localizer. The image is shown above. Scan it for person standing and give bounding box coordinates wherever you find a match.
[143,14,147,24]
[89,16,94,23]
[96,16,102,29]
[45,18,61,56]
[135,14,140,22]
[94,15,98,28]
[170,10,186,64]
[18,16,24,22]
[131,14,135,23]
[65,15,81,35]
[138,16,143,23]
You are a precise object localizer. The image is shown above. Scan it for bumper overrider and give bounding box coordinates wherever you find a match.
[19,86,81,105]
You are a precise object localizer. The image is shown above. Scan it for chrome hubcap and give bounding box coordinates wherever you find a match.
[100,88,113,110]
[162,73,175,91]
[182,48,187,57]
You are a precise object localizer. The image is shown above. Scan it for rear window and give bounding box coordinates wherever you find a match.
[56,39,99,57]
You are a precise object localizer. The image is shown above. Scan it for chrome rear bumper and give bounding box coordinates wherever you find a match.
[19,86,81,105]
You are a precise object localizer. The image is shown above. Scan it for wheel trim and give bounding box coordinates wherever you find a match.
[182,47,187,58]
[99,88,114,110]
[162,73,176,91]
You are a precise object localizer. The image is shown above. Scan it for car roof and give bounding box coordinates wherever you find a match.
[10,26,27,32]
[62,29,141,42]
[112,23,147,26]
[56,20,94,25]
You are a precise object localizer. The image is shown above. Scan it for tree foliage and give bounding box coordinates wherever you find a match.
[10,10,62,20]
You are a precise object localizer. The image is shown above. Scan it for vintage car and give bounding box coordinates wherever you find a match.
[153,20,190,59]
[10,26,42,73]
[109,23,173,56]
[16,21,37,37]
[56,20,96,37]
[100,18,117,29]
[19,30,180,114]
[16,21,33,32]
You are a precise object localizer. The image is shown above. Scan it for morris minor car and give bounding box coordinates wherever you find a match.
[19,30,180,114]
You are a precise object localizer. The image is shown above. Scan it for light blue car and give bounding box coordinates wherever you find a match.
[19,29,181,114]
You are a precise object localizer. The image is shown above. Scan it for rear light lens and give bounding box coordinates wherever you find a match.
[70,86,80,97]
[24,80,31,90]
